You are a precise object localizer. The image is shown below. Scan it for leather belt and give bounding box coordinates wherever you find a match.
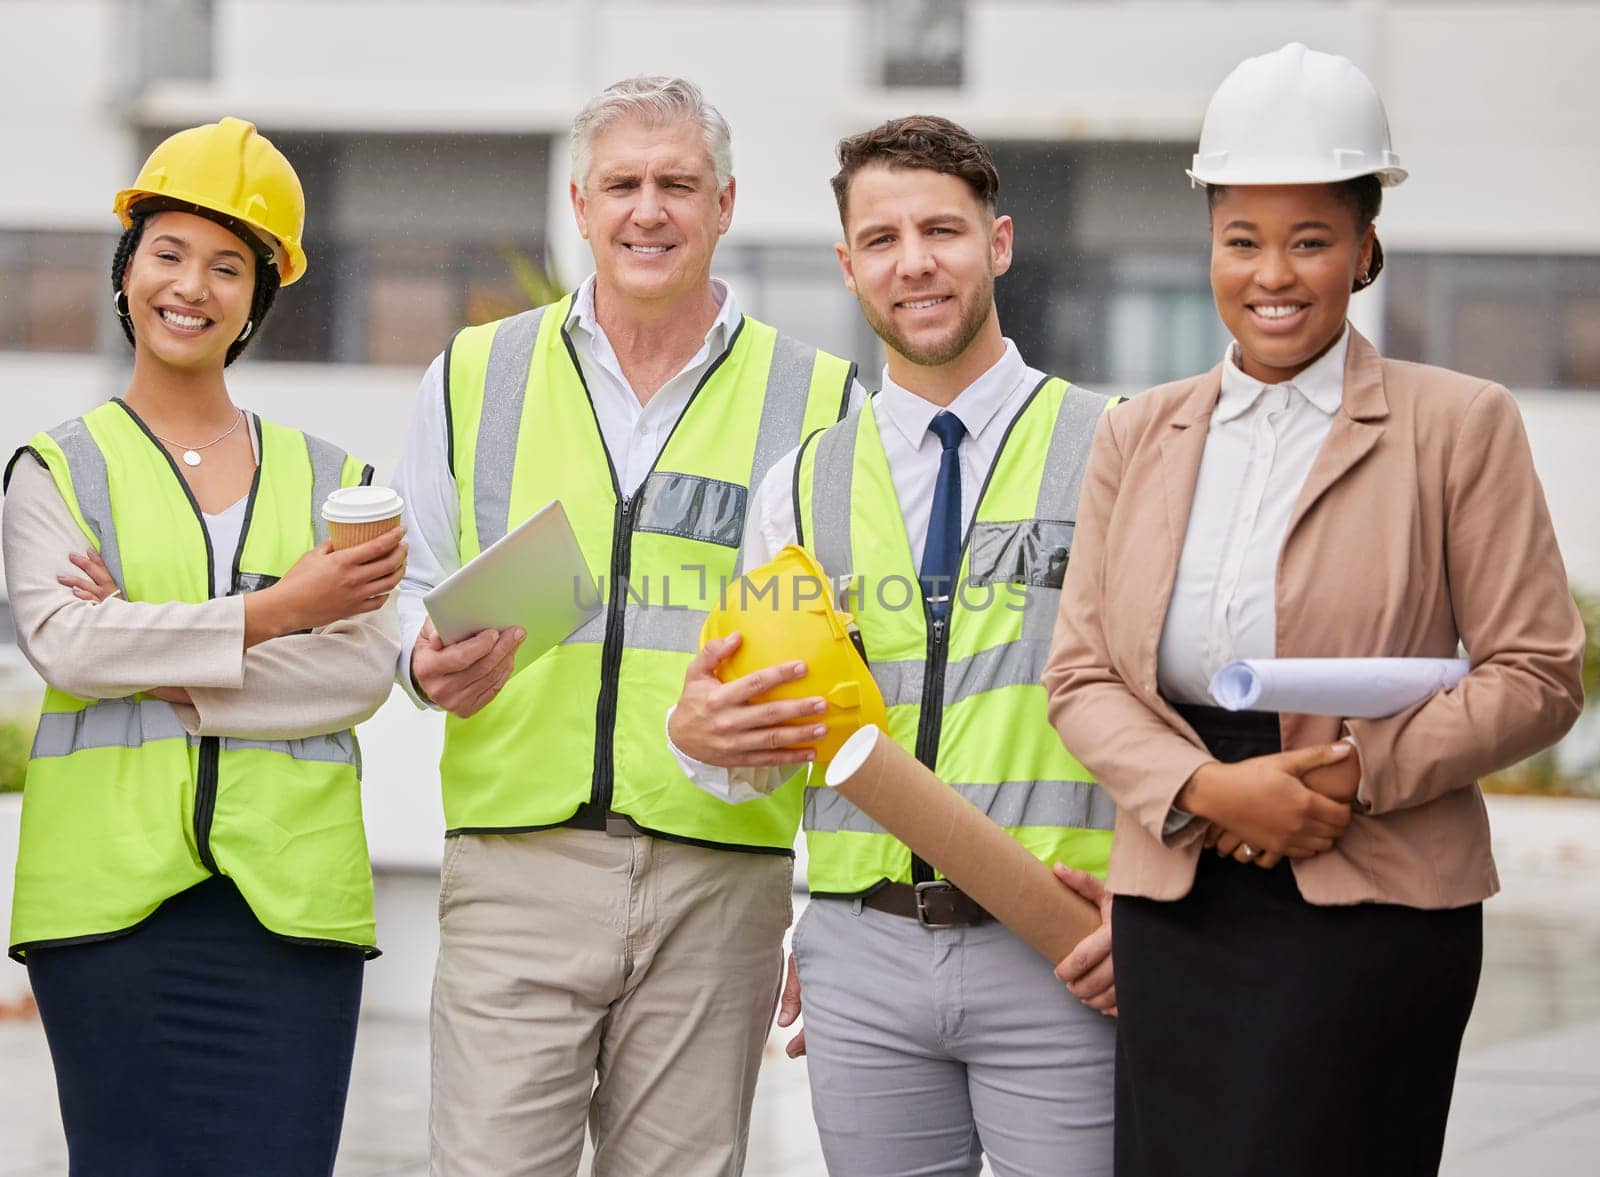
[862,881,993,928]
[568,803,646,837]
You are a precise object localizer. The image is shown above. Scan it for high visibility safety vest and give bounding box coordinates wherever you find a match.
[795,377,1118,896]
[5,401,378,960]
[440,296,854,851]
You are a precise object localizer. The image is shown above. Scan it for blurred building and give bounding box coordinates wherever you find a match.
[2,0,1598,1010]
[4,0,1598,537]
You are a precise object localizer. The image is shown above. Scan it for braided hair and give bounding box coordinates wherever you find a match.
[110,202,282,367]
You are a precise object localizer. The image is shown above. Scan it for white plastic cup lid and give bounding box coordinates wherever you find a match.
[321,485,404,524]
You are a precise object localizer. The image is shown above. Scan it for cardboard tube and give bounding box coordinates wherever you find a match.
[825,726,1101,965]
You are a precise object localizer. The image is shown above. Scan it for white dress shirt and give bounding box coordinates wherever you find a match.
[200,417,257,599]
[1156,325,1350,704]
[391,274,741,705]
[677,340,1047,801]
[743,339,1038,572]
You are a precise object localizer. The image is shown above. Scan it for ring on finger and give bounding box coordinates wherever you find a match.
[1239,843,1258,860]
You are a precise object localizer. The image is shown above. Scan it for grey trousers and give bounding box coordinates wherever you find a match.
[793,897,1115,1177]
[430,829,793,1177]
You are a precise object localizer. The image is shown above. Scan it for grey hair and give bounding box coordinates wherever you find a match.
[570,76,733,190]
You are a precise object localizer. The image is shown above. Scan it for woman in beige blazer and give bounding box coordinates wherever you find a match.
[1043,44,1584,1177]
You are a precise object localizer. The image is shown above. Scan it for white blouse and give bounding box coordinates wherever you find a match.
[1156,326,1350,705]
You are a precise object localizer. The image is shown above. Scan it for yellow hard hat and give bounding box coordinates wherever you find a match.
[700,545,888,766]
[113,117,308,285]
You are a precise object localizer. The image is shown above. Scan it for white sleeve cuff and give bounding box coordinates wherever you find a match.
[664,705,779,805]
[1163,805,1196,837]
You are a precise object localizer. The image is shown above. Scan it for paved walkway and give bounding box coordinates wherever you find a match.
[1445,1018,1600,1175]
[6,1009,1599,1175]
[6,794,1599,1175]
[6,923,1598,1176]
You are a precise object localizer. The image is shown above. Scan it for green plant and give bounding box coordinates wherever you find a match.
[467,248,569,326]
[0,714,34,793]
[1481,586,1599,798]
[498,246,568,309]
[1573,586,1600,702]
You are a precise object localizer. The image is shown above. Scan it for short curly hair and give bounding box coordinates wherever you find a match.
[831,115,1000,227]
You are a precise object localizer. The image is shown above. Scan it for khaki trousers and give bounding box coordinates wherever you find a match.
[430,828,793,1177]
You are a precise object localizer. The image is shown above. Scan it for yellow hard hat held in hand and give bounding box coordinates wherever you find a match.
[699,546,887,767]
[113,116,308,285]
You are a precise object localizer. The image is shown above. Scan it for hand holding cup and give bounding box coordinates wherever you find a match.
[243,487,407,645]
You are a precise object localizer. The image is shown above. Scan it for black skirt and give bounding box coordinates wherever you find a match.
[1112,704,1482,1177]
[26,875,364,1177]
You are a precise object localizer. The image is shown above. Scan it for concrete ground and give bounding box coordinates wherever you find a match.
[4,795,1598,1175]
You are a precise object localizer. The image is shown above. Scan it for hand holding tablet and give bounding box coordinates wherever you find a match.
[424,500,602,675]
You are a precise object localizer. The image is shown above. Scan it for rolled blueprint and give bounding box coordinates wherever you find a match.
[1208,657,1471,718]
[824,726,1101,964]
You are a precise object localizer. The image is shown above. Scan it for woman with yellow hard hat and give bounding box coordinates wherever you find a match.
[1043,44,1583,1176]
[3,118,404,1174]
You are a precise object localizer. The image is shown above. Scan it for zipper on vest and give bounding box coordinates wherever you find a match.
[194,737,220,873]
[910,612,950,885]
[590,493,637,815]
[562,319,746,828]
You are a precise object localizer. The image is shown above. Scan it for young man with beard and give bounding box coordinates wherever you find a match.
[671,116,1117,1176]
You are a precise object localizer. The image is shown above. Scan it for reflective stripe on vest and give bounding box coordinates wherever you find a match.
[7,402,376,960]
[805,776,1117,834]
[439,297,854,847]
[37,415,128,590]
[797,379,1117,892]
[30,698,360,770]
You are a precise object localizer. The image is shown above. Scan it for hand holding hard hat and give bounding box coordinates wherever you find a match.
[687,546,887,768]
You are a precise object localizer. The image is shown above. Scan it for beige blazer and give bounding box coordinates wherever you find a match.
[1043,328,1585,908]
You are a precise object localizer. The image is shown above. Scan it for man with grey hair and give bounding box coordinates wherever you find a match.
[391,76,859,1175]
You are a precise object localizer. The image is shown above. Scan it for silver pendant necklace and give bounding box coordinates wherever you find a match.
[151,408,245,467]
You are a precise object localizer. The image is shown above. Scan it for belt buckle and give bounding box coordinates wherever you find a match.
[913,880,959,928]
[604,812,642,838]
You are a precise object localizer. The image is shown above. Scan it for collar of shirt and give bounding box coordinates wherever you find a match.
[564,272,740,380]
[1217,322,1349,423]
[876,339,1028,452]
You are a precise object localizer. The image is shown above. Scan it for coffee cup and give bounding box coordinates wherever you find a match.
[321,486,404,551]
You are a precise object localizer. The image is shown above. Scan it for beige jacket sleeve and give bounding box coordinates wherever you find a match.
[1042,410,1213,845]
[3,455,398,740]
[1345,384,1585,814]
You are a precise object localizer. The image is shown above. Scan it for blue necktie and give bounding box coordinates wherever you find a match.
[920,411,967,620]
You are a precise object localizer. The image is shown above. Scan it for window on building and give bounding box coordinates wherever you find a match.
[131,0,214,86]
[356,240,542,367]
[1000,248,1228,391]
[1384,254,1600,391]
[717,243,883,379]
[871,0,966,88]
[0,231,109,354]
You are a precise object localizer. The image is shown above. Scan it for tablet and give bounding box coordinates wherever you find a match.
[423,500,602,673]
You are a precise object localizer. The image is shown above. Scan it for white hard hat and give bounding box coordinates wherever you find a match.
[1187,42,1407,189]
